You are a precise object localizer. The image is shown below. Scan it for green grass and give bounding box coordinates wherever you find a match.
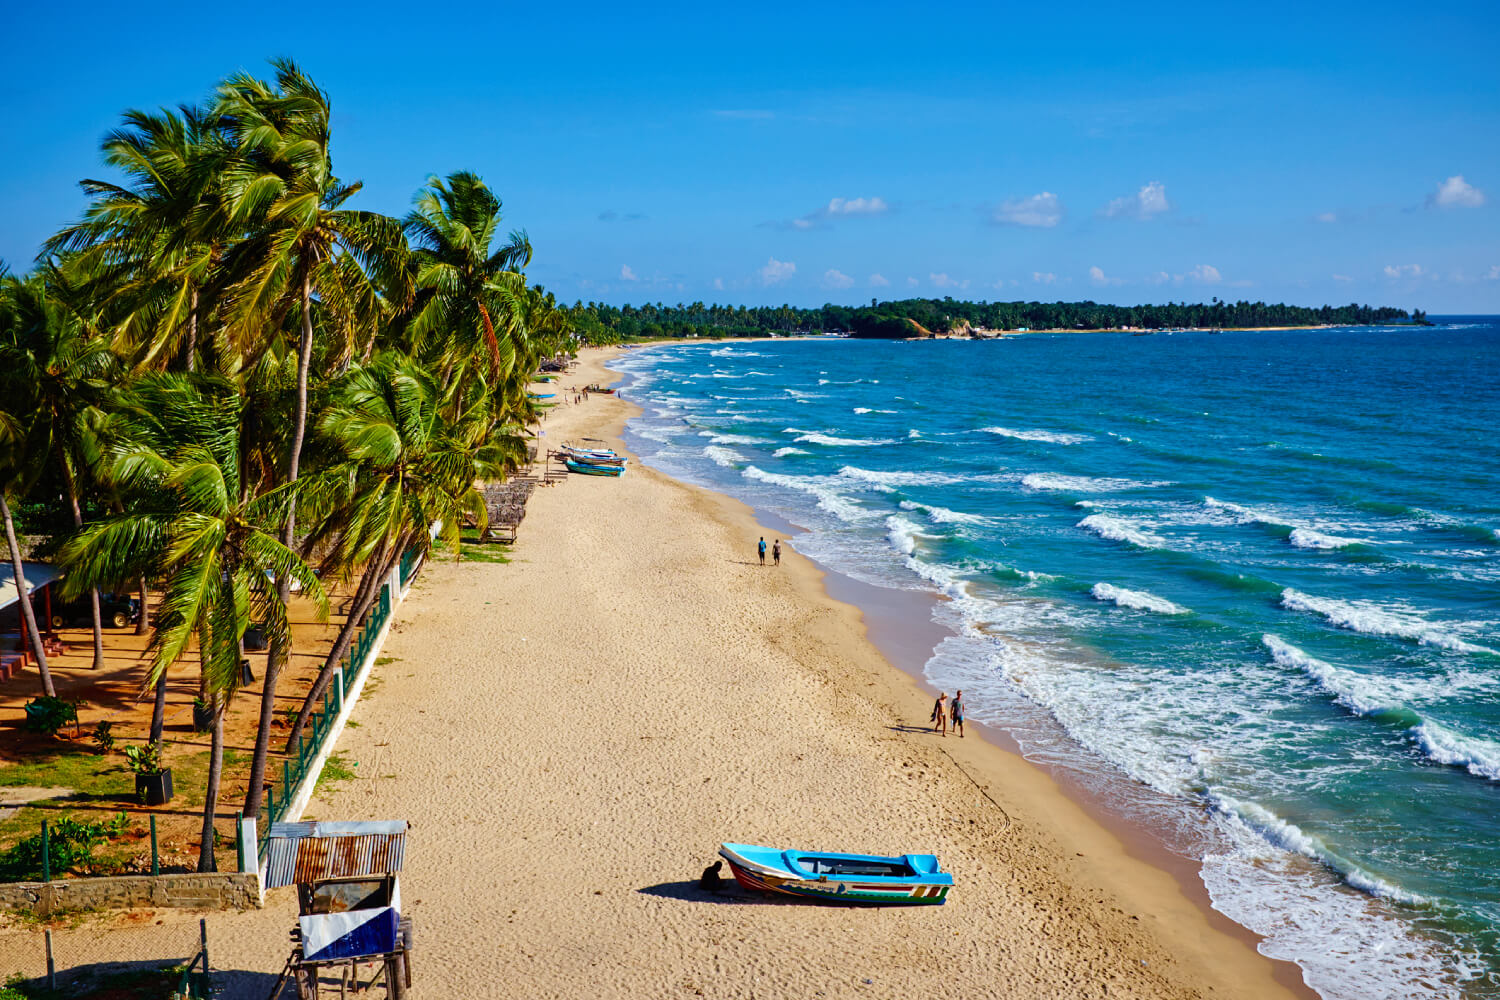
[313,753,356,799]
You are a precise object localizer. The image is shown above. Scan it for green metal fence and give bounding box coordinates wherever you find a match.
[399,547,421,589]
[256,580,394,856]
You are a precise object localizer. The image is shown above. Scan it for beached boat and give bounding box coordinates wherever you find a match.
[528,392,556,399]
[564,458,625,477]
[585,384,616,394]
[560,444,624,464]
[718,842,951,905]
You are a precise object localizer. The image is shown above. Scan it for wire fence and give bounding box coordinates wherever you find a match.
[3,917,212,998]
[255,580,394,857]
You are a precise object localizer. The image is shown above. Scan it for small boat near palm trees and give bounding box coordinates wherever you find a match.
[718,843,952,905]
[564,458,625,477]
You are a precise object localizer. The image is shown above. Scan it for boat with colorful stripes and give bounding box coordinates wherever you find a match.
[718,842,951,905]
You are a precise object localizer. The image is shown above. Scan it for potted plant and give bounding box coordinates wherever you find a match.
[124,741,173,805]
[192,696,214,732]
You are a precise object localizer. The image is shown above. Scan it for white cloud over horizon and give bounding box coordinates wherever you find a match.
[760,257,796,285]
[1383,264,1423,278]
[1188,263,1222,284]
[822,268,855,289]
[1088,265,1124,286]
[1429,175,1485,209]
[1315,212,1338,223]
[1032,271,1057,284]
[869,273,890,287]
[993,192,1062,227]
[827,196,888,215]
[620,264,638,281]
[930,272,969,289]
[1103,181,1170,220]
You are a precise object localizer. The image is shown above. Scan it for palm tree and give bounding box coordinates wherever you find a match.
[275,353,489,758]
[401,172,531,383]
[59,373,326,870]
[2,265,120,670]
[0,272,58,695]
[213,59,408,810]
[45,104,235,374]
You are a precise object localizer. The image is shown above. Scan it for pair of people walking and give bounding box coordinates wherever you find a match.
[757,537,781,566]
[930,690,965,737]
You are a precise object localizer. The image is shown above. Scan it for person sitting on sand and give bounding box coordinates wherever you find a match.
[931,692,948,736]
[950,689,965,738]
[700,860,725,892]
[758,537,766,565]
[773,539,781,566]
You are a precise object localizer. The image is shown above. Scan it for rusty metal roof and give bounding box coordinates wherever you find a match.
[264,820,408,889]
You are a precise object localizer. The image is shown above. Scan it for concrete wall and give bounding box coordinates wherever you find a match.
[0,872,261,917]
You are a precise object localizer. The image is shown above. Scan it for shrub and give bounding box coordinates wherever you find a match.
[91,720,115,754]
[0,814,128,882]
[22,697,78,737]
[123,741,164,776]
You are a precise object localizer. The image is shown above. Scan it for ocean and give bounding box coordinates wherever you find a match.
[609,318,1500,1000]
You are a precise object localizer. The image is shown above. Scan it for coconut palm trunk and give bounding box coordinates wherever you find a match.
[1,493,53,696]
[149,669,168,744]
[282,540,400,753]
[242,273,316,820]
[59,454,105,670]
[136,576,150,635]
[198,702,224,872]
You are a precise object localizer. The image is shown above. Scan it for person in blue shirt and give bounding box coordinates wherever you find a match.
[758,537,767,565]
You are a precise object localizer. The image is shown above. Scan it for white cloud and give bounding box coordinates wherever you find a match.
[827,197,888,215]
[712,277,725,290]
[1315,212,1338,223]
[759,257,796,285]
[869,273,890,287]
[1031,271,1057,284]
[1383,264,1423,278]
[1332,273,1355,283]
[993,192,1062,228]
[791,218,815,230]
[1103,181,1170,220]
[1485,265,1500,281]
[1188,264,1222,284]
[822,269,855,290]
[1145,270,1170,285]
[929,272,969,289]
[1429,175,1485,209]
[1088,265,1124,286]
[620,264,638,281]
[906,276,920,287]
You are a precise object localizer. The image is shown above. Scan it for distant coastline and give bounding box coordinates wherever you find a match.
[573,297,1426,344]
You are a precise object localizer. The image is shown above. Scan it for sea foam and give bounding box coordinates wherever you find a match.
[1024,473,1167,492]
[1077,514,1167,549]
[981,426,1092,445]
[1091,583,1190,615]
[1279,589,1495,655]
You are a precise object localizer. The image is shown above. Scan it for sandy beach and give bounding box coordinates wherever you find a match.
[0,346,1312,999]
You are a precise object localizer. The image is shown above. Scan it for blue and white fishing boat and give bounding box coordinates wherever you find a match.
[718,842,951,905]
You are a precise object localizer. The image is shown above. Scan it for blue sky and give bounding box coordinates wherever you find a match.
[4,1,1497,311]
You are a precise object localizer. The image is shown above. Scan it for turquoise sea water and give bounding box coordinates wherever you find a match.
[611,319,1500,999]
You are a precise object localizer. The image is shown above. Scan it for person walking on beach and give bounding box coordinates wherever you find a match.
[772,539,781,566]
[950,689,965,738]
[930,692,948,736]
[758,537,767,565]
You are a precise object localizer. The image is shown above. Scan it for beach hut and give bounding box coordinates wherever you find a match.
[0,562,62,681]
[265,820,413,999]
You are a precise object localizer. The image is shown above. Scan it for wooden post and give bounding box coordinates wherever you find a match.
[200,917,209,977]
[149,815,159,876]
[234,810,244,874]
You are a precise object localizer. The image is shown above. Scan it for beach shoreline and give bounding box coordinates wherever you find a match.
[599,346,1318,999]
[0,344,1315,999]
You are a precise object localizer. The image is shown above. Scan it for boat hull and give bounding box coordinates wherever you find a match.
[718,843,951,905]
[564,459,625,477]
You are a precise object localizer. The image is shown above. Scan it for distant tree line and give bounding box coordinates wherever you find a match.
[569,297,1419,343]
